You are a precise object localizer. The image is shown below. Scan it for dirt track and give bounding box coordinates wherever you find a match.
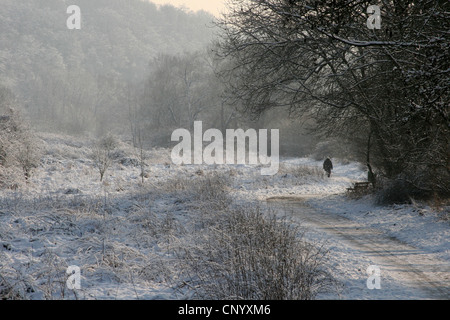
[266,196,450,300]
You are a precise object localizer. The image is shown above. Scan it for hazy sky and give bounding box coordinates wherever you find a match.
[150,0,228,16]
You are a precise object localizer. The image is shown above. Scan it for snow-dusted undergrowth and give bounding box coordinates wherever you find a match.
[0,132,335,299]
[1,132,448,300]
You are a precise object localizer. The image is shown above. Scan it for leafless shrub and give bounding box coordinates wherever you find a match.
[157,171,232,205]
[34,250,71,300]
[438,209,450,222]
[0,94,42,185]
[178,205,335,300]
[153,171,233,231]
[91,134,118,182]
[0,272,27,300]
[14,132,42,181]
[192,173,232,209]
[424,196,450,222]
[277,164,325,183]
[158,176,191,194]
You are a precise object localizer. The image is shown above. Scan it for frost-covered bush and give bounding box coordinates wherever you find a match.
[277,164,325,182]
[179,205,335,300]
[192,173,232,209]
[91,134,118,181]
[0,87,42,188]
[158,171,232,206]
[0,272,28,300]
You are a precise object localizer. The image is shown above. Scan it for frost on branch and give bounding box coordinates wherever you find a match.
[0,86,42,188]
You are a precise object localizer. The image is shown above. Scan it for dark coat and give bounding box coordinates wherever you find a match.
[323,158,333,171]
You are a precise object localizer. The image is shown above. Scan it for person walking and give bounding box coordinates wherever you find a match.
[323,157,333,178]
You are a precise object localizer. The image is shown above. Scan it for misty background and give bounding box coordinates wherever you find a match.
[0,0,319,158]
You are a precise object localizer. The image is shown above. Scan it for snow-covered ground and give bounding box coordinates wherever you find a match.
[236,157,450,299]
[0,132,448,299]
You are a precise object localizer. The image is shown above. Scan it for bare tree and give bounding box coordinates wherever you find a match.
[0,87,42,185]
[140,51,230,144]
[135,126,147,184]
[14,131,41,181]
[216,0,449,198]
[92,134,118,182]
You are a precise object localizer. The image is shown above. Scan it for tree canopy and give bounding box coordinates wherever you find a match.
[216,0,449,197]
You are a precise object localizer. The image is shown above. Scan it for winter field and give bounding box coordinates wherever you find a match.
[0,132,448,300]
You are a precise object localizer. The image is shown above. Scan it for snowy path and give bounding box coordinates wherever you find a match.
[266,196,450,300]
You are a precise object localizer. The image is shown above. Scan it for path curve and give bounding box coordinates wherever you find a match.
[266,196,450,300]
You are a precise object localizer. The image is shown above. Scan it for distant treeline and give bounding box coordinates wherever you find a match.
[0,0,215,134]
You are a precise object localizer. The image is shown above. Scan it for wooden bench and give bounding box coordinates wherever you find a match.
[347,182,371,193]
